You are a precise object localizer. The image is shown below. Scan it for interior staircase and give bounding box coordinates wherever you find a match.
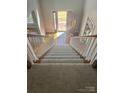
[41,44,84,63]
[27,33,97,93]
[28,45,97,93]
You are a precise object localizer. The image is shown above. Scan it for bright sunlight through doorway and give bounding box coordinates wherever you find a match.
[57,11,67,31]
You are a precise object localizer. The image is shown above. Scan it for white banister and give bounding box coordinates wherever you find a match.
[70,35,97,63]
[27,38,39,63]
[27,33,55,60]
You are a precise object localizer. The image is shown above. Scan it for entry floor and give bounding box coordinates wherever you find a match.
[27,64,97,93]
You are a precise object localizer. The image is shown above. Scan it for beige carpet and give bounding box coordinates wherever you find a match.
[27,64,96,93]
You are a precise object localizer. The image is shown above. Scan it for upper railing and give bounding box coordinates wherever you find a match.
[27,33,45,37]
[79,35,97,37]
[27,33,55,58]
[27,33,45,50]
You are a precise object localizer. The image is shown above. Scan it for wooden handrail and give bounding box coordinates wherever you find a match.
[79,35,97,37]
[71,35,97,38]
[27,33,45,37]
[71,35,97,39]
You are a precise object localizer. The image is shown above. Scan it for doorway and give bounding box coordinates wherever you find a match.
[57,11,67,31]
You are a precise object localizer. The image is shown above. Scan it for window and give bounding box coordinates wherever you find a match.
[27,13,34,23]
[83,17,95,36]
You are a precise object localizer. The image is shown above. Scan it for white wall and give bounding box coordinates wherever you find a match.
[27,0,36,17]
[39,0,85,32]
[78,0,97,63]
[27,0,45,35]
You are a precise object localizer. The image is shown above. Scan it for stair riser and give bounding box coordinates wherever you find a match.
[48,52,76,53]
[45,54,79,56]
[41,59,84,63]
[49,50,75,52]
[44,57,80,59]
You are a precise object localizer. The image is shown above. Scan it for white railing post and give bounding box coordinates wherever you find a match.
[27,38,39,63]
